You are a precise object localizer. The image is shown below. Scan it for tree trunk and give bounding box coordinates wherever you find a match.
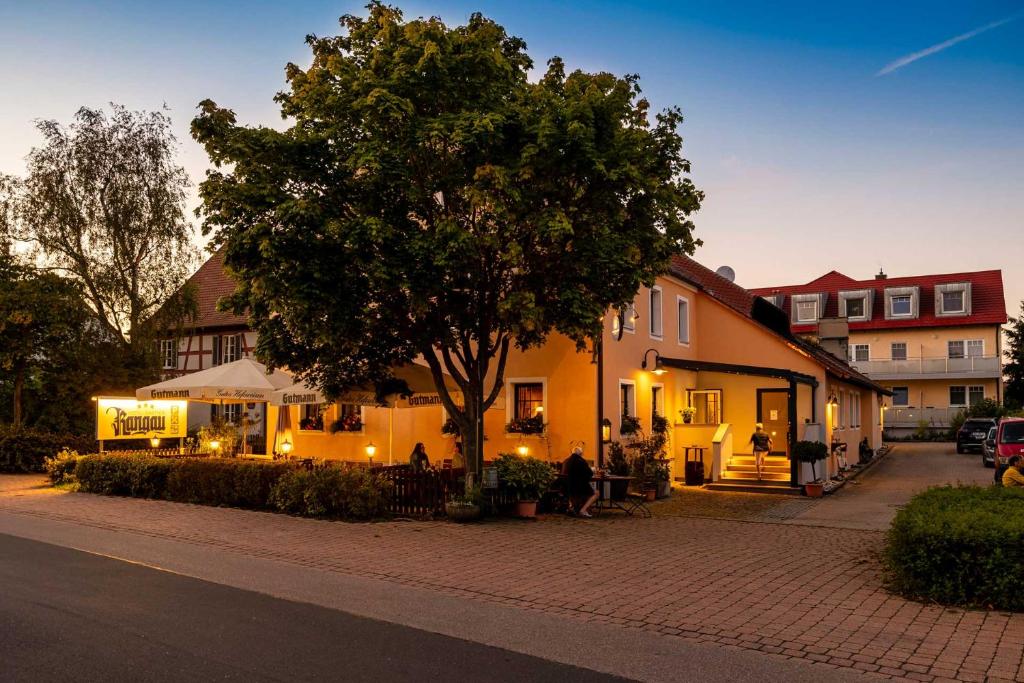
[461,388,486,482]
[12,366,24,426]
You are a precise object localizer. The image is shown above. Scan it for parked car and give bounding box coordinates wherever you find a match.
[982,426,998,467]
[993,418,1024,484]
[956,418,997,454]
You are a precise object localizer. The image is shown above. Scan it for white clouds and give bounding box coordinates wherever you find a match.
[877,13,1021,76]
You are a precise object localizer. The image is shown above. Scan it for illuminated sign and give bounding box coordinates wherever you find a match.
[96,398,188,441]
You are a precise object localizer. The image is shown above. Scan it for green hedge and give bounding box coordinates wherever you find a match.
[0,426,96,473]
[74,455,387,520]
[885,486,1024,610]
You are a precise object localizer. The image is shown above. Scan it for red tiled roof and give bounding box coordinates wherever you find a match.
[749,269,1007,333]
[182,250,248,330]
[667,256,887,394]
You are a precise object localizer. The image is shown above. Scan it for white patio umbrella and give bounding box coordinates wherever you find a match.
[136,359,294,402]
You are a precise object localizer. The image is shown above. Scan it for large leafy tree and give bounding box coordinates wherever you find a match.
[0,259,90,426]
[0,104,197,351]
[1006,303,1024,409]
[192,3,703,477]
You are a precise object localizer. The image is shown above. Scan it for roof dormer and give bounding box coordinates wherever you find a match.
[934,282,972,317]
[791,292,827,324]
[837,289,874,322]
[884,286,920,320]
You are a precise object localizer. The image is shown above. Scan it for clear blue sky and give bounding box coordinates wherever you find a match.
[1,1,1021,312]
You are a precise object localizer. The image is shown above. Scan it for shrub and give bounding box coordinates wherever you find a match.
[495,453,554,501]
[43,448,82,485]
[793,440,828,482]
[163,459,292,508]
[269,467,387,519]
[0,426,96,473]
[885,486,1024,611]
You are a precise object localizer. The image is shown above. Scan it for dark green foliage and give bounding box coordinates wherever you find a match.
[605,441,629,476]
[43,448,81,485]
[494,453,555,501]
[72,455,387,520]
[793,440,828,482]
[269,467,387,519]
[1006,303,1024,409]
[190,3,703,479]
[0,426,96,473]
[885,486,1024,611]
[949,399,1017,439]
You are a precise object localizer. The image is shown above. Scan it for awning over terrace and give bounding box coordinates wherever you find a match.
[272,362,462,408]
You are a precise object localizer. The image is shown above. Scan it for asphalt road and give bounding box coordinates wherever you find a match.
[0,533,624,682]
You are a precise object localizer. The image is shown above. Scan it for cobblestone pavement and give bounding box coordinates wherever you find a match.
[2,473,1022,682]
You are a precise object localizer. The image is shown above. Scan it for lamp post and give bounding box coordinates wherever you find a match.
[149,437,160,449]
[209,439,221,456]
[365,441,376,466]
[280,439,292,456]
[516,442,529,457]
[641,348,667,375]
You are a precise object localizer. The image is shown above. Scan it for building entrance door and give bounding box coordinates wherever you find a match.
[757,389,790,457]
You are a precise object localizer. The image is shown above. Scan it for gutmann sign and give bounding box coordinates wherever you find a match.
[96,398,188,441]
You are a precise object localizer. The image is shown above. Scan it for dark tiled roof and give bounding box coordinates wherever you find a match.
[749,269,1007,333]
[182,250,248,330]
[667,255,888,394]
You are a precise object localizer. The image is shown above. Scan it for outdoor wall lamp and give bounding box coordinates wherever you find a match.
[601,418,612,443]
[642,348,667,375]
[280,439,293,455]
[827,392,839,407]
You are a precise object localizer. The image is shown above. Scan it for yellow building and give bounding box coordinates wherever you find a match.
[258,256,888,492]
[751,269,1008,437]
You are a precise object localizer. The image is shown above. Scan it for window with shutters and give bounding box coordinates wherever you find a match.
[222,334,241,363]
[159,339,177,370]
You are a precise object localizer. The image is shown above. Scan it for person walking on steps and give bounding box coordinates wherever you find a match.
[749,423,773,481]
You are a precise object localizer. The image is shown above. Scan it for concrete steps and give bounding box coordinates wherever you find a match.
[704,479,803,495]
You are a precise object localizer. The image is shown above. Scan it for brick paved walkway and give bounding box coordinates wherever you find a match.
[1,475,1022,683]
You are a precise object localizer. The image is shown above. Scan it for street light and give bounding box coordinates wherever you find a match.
[642,348,667,375]
[365,441,377,465]
[149,437,160,449]
[516,443,529,457]
[280,439,292,455]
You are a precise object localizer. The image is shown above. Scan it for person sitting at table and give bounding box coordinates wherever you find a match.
[562,446,598,518]
[451,441,465,470]
[409,442,431,471]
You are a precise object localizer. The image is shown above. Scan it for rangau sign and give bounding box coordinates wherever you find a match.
[96,398,188,441]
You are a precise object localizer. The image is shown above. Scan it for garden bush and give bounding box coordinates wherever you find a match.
[885,486,1024,611]
[269,467,387,519]
[43,448,82,485]
[72,455,387,520]
[0,426,96,473]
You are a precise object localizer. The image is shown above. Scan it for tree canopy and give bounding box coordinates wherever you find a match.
[192,3,703,474]
[1005,303,1024,410]
[0,104,197,349]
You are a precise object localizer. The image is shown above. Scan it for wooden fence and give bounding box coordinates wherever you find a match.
[378,465,465,517]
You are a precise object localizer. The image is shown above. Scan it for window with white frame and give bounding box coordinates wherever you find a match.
[837,392,846,429]
[851,344,869,362]
[839,289,872,321]
[213,403,242,424]
[890,295,912,316]
[845,297,865,319]
[686,389,722,425]
[222,334,242,363]
[949,386,967,407]
[651,384,664,427]
[512,382,545,421]
[619,381,636,419]
[947,340,982,360]
[891,342,908,361]
[333,403,364,432]
[967,340,984,358]
[851,392,861,427]
[649,287,663,338]
[795,299,819,323]
[935,282,971,317]
[969,386,985,406]
[891,386,909,406]
[159,339,177,370]
[677,296,690,344]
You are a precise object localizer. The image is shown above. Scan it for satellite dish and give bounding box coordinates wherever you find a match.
[715,265,736,282]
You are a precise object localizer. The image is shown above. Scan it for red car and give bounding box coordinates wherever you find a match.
[994,418,1024,484]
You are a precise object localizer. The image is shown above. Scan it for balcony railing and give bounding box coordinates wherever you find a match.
[850,355,1002,379]
[884,407,959,428]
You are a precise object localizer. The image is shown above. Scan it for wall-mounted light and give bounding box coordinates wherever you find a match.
[827,392,839,407]
[642,348,667,375]
[601,418,612,443]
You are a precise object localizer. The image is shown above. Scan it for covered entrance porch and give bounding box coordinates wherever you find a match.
[660,358,822,493]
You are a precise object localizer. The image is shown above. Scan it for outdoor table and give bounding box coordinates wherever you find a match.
[590,474,651,518]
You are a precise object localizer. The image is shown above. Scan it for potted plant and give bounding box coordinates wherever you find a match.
[605,442,630,500]
[441,417,460,437]
[793,440,828,497]
[445,485,483,522]
[619,415,641,436]
[495,453,554,518]
[680,407,696,424]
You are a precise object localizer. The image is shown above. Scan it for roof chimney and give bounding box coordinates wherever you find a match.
[875,268,887,280]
